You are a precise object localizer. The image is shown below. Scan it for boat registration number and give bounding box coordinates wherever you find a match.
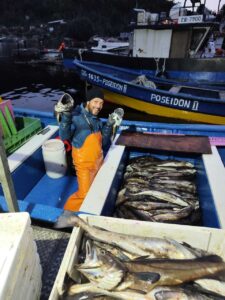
[178,15,203,24]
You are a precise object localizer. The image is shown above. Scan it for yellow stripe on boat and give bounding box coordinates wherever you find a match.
[103,90,225,125]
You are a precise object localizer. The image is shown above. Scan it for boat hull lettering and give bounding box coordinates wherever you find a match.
[150,93,194,110]
[81,69,128,93]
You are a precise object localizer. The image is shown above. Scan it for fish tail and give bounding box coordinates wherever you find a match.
[54,210,81,228]
[213,269,225,281]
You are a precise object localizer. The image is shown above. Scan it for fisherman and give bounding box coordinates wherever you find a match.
[54,87,123,211]
[58,41,65,51]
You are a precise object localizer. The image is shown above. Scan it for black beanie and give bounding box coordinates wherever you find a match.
[85,87,104,103]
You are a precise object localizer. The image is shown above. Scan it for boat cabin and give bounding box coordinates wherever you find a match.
[132,1,220,59]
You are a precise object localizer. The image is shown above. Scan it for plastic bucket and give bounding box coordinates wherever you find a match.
[42,139,67,179]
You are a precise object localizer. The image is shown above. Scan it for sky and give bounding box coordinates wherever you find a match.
[178,0,225,12]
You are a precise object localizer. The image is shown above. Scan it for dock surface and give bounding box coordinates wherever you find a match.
[32,225,71,299]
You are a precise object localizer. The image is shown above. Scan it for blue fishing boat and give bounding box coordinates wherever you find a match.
[1,107,225,229]
[63,0,225,87]
[73,60,225,124]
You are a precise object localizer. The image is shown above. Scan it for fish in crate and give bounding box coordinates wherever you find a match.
[54,214,225,299]
[114,155,201,225]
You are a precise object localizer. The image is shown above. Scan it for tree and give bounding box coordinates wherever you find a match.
[66,17,94,41]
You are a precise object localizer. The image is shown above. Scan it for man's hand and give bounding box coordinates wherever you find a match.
[107,108,124,127]
[107,113,116,126]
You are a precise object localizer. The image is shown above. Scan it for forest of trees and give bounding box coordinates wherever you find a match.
[0,0,175,40]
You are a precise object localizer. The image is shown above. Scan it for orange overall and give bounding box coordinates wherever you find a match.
[64,132,103,211]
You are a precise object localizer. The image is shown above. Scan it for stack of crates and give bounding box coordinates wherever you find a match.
[0,212,42,300]
[0,99,42,155]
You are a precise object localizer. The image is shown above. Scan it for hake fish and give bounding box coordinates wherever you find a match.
[77,240,126,290]
[67,283,154,300]
[55,213,198,259]
[92,240,140,261]
[124,201,179,211]
[123,256,225,289]
[148,285,225,300]
[70,242,225,298]
[76,241,156,293]
[152,206,193,222]
[195,279,225,297]
[126,159,194,172]
[153,179,196,193]
[76,243,155,295]
[128,190,189,207]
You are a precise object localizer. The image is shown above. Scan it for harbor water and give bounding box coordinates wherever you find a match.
[0,61,182,123]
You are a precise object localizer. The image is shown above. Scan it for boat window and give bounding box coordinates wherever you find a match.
[170,30,190,58]
[190,28,207,51]
[102,45,107,48]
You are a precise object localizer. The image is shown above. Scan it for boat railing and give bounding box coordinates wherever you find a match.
[135,3,217,26]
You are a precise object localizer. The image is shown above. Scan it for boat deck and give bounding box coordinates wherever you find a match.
[32,224,71,300]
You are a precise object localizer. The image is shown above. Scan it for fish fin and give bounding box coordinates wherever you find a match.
[130,255,151,261]
[193,281,225,299]
[54,210,77,228]
[97,270,124,290]
[133,272,160,283]
[181,241,210,257]
[209,270,225,282]
[194,255,223,263]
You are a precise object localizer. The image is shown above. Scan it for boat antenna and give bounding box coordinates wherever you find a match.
[218,0,222,12]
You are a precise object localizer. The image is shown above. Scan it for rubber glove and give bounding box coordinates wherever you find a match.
[107,108,124,126]
[107,113,116,126]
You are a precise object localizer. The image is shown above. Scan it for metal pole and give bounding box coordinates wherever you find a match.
[0,135,19,212]
[218,0,222,13]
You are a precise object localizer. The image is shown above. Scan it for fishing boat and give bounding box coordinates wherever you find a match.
[73,59,225,124]
[63,0,225,86]
[1,106,225,229]
[91,37,129,54]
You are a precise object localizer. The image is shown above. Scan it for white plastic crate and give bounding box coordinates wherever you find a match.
[49,215,225,299]
[0,213,42,300]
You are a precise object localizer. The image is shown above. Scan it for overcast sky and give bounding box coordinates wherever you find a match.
[178,0,225,12]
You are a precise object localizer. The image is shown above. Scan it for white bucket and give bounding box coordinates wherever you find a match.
[42,139,67,179]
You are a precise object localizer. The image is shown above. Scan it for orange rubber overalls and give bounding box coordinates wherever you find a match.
[64,131,103,211]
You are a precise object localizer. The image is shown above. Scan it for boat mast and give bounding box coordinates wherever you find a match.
[218,0,222,12]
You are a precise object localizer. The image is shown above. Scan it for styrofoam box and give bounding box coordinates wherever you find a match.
[24,257,42,300]
[11,246,41,300]
[49,215,225,299]
[6,238,36,300]
[0,213,42,300]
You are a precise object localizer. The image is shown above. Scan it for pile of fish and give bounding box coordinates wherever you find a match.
[55,214,225,299]
[114,155,200,225]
